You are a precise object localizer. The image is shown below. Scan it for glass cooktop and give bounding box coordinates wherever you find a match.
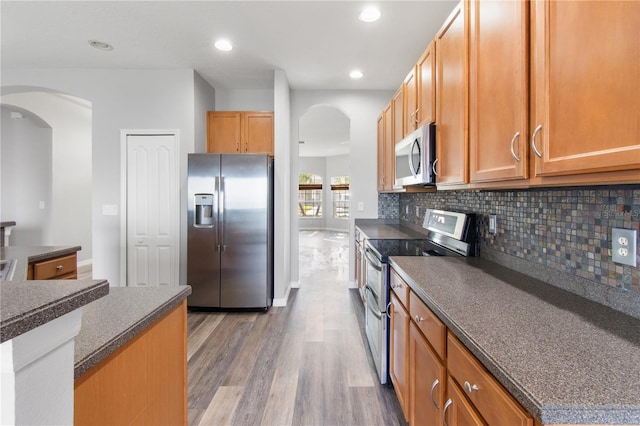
[366,238,458,262]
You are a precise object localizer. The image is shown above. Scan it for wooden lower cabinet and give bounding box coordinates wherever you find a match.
[390,266,533,426]
[444,376,486,426]
[447,333,532,426]
[74,301,187,425]
[28,253,77,280]
[409,321,446,426]
[389,291,410,421]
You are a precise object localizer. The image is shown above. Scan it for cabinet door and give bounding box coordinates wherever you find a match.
[469,0,528,183]
[417,40,436,126]
[404,66,418,135]
[377,113,385,191]
[244,112,273,155]
[389,291,409,421]
[392,88,404,145]
[410,322,446,426]
[207,112,242,153]
[436,2,469,186]
[383,103,395,191]
[531,0,640,177]
[444,377,486,426]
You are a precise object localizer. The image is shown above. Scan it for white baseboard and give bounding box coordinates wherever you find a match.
[348,280,358,289]
[272,281,295,307]
[77,258,93,268]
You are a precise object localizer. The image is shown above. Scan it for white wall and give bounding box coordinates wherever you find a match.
[194,71,216,154]
[273,70,291,302]
[2,69,202,286]
[290,90,394,285]
[325,154,349,232]
[0,107,53,247]
[215,88,274,111]
[1,93,92,263]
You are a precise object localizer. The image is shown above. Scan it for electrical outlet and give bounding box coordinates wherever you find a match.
[488,214,497,234]
[612,228,637,267]
[415,206,420,217]
[405,205,409,215]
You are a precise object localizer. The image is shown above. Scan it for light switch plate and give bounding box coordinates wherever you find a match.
[357,202,364,212]
[488,214,497,234]
[612,228,637,267]
[102,204,119,216]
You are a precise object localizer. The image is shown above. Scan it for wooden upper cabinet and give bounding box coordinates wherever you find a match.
[436,2,469,186]
[384,102,396,191]
[417,40,437,126]
[207,112,242,153]
[377,113,385,192]
[377,102,397,192]
[243,112,274,155]
[207,111,274,155]
[392,88,404,145]
[469,0,529,183]
[531,0,640,177]
[403,66,418,136]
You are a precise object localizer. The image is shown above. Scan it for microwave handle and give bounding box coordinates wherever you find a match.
[409,138,421,177]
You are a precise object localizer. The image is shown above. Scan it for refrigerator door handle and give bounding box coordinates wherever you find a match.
[214,176,220,251]
[220,176,226,251]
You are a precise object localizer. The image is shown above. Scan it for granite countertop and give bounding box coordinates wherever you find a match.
[74,285,191,378]
[1,278,109,342]
[389,256,640,425]
[0,245,108,343]
[355,219,426,240]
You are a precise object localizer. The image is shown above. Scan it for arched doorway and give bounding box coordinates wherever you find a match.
[297,105,350,284]
[1,88,93,268]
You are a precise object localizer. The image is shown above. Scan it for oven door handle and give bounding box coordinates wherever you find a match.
[364,285,382,319]
[364,247,382,271]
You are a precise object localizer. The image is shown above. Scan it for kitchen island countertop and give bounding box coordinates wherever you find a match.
[74,285,191,378]
[389,255,640,425]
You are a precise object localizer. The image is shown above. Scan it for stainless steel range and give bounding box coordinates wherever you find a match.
[362,209,477,384]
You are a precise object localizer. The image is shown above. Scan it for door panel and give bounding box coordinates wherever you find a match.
[187,154,221,307]
[127,134,179,287]
[219,155,269,308]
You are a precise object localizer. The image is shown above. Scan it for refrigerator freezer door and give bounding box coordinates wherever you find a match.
[219,155,270,308]
[187,154,221,307]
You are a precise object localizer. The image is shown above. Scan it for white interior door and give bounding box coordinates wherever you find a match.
[126,133,179,286]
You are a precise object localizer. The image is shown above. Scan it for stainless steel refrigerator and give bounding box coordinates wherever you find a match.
[187,154,274,309]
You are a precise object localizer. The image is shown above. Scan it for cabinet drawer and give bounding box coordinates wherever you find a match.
[409,291,446,360]
[32,254,77,280]
[447,332,532,426]
[390,268,410,308]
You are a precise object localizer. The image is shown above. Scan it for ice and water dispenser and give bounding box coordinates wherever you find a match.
[194,194,214,227]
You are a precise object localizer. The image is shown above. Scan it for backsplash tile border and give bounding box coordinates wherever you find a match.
[379,185,640,318]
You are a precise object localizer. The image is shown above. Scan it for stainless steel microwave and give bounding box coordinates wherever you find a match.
[394,122,436,187]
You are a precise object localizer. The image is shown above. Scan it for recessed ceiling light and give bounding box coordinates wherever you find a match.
[350,70,364,79]
[214,39,233,51]
[88,40,113,51]
[359,6,381,23]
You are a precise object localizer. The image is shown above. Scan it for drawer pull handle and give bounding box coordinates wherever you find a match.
[56,265,64,271]
[385,302,392,319]
[464,381,479,394]
[442,398,452,426]
[429,378,440,409]
[414,315,424,323]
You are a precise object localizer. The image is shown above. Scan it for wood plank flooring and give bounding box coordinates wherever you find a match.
[187,231,406,426]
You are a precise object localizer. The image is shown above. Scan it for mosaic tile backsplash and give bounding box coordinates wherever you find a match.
[379,186,640,294]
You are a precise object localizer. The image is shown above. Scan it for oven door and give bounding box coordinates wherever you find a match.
[362,245,389,384]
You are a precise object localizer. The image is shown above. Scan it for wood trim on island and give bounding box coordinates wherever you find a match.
[74,300,187,425]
